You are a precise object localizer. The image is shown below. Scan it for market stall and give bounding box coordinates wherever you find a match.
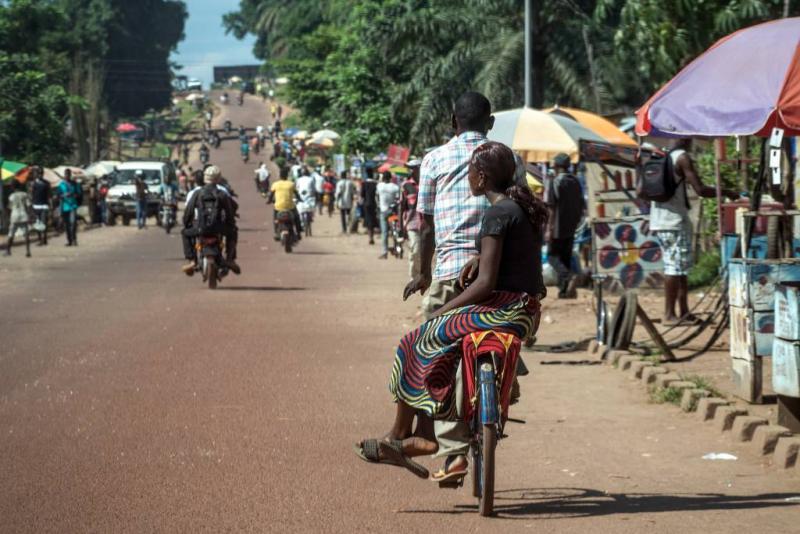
[637,17,800,408]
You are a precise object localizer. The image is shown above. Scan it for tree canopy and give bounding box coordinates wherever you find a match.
[226,0,796,153]
[0,0,186,165]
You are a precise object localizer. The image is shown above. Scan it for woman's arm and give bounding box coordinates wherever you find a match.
[434,234,504,316]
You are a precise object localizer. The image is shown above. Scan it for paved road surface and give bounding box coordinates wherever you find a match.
[1,95,798,533]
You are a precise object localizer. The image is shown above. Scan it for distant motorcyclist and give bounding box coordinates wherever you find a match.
[181,165,241,276]
[220,92,229,105]
[199,143,210,165]
[268,167,303,241]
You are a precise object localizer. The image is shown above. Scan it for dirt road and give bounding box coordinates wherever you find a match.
[0,95,797,533]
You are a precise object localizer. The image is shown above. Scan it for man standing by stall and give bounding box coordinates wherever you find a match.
[651,138,738,325]
[545,153,584,299]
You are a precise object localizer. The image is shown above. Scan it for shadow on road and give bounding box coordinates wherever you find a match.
[293,251,333,256]
[216,286,307,291]
[400,488,800,519]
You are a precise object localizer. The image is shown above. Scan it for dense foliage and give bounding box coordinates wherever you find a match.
[0,0,186,165]
[226,0,795,153]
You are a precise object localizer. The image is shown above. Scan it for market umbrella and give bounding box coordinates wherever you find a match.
[293,130,309,140]
[488,107,605,163]
[311,129,340,141]
[54,166,93,182]
[1,160,29,182]
[283,127,300,137]
[185,93,204,102]
[85,160,120,177]
[115,122,139,133]
[636,17,800,137]
[308,137,334,148]
[546,106,636,147]
[228,76,243,84]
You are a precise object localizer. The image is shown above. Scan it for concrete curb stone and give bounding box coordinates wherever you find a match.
[751,425,793,455]
[715,406,748,432]
[773,436,800,468]
[696,398,729,421]
[617,355,640,371]
[642,366,668,385]
[730,415,768,442]
[606,349,627,365]
[586,339,600,358]
[680,388,710,412]
[654,373,681,389]
[629,361,652,379]
[664,380,696,392]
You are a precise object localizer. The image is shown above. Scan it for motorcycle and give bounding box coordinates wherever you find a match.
[194,234,228,289]
[237,94,244,106]
[241,150,250,164]
[199,150,210,165]
[387,206,404,259]
[275,210,297,253]
[160,201,177,234]
[224,120,232,134]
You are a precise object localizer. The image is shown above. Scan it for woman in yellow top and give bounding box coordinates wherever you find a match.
[269,168,303,239]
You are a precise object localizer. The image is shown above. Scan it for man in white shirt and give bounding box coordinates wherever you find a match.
[376,171,400,259]
[335,170,356,234]
[255,162,270,195]
[295,169,317,234]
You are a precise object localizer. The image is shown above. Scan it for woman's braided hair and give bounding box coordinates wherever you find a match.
[470,142,548,231]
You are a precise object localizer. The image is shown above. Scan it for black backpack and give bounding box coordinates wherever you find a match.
[197,186,224,235]
[636,150,685,204]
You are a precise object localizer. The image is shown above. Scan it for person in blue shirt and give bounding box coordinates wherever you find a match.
[57,169,82,246]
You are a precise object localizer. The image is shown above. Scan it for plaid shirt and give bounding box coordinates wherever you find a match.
[417,131,489,280]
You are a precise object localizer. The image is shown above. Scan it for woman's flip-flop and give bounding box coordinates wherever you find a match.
[353,439,430,479]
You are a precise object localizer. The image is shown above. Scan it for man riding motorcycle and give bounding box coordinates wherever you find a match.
[268,167,303,241]
[199,143,210,165]
[181,166,241,276]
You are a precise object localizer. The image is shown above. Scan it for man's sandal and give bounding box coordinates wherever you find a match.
[353,439,429,479]
[430,457,468,488]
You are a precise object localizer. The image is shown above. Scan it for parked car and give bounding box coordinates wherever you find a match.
[106,161,169,226]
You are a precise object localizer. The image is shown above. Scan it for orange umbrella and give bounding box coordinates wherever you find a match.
[546,106,636,147]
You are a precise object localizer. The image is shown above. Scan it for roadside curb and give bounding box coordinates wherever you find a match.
[605,349,800,473]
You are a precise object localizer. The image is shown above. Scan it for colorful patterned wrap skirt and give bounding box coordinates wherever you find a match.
[389,291,540,417]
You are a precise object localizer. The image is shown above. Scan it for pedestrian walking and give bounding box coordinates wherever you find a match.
[30,166,51,246]
[544,153,585,299]
[97,175,110,225]
[58,169,81,246]
[134,170,149,229]
[335,170,355,234]
[377,171,400,259]
[361,167,379,245]
[400,159,424,278]
[5,181,32,257]
[182,144,190,166]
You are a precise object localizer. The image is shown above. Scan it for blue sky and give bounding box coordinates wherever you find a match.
[172,0,258,87]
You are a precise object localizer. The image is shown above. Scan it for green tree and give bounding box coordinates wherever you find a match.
[0,53,72,166]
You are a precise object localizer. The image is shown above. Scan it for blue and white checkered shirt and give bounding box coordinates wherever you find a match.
[417,131,490,281]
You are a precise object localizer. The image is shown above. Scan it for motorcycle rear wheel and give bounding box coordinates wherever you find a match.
[207,257,218,289]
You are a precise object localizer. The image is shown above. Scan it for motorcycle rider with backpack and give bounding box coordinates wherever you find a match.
[181,166,241,276]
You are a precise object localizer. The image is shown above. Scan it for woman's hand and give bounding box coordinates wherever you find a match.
[457,256,480,290]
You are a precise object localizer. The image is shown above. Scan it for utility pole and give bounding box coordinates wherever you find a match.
[524,0,532,107]
[784,0,791,18]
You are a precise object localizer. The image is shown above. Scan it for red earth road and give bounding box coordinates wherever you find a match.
[0,94,798,533]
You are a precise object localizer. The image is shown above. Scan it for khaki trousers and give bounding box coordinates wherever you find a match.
[423,279,471,458]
